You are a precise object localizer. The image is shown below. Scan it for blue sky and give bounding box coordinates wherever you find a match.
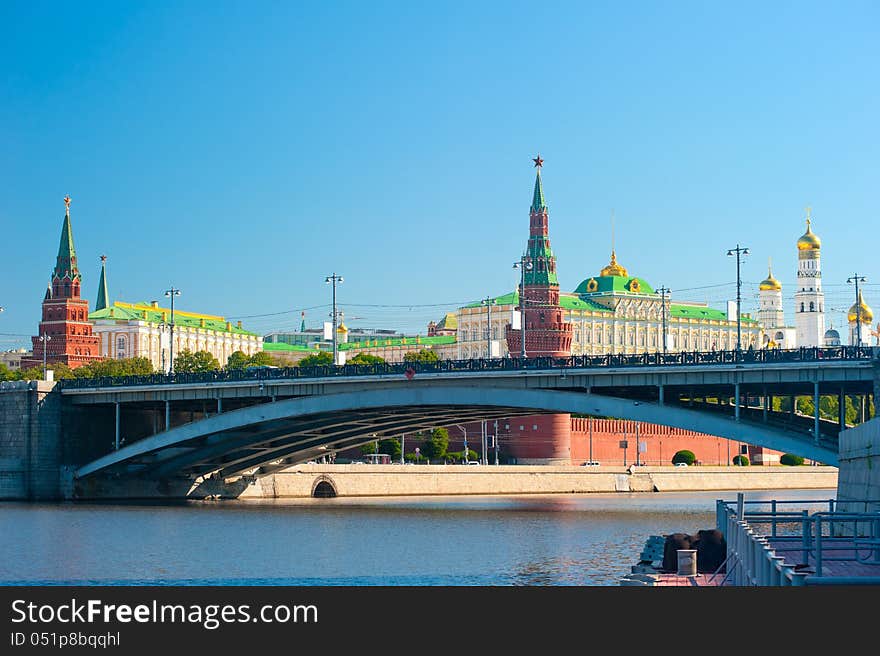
[1,1,878,346]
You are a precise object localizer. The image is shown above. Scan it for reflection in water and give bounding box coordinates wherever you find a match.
[0,489,834,586]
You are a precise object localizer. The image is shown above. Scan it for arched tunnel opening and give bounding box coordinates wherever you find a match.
[313,480,337,498]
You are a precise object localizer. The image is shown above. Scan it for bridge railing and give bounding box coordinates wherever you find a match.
[717,496,880,585]
[58,345,875,390]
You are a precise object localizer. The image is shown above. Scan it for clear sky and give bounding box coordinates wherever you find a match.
[1,1,878,347]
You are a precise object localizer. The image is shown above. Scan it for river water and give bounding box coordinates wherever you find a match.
[0,489,835,586]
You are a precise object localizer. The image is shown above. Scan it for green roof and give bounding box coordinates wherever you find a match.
[262,342,318,352]
[338,335,455,351]
[670,304,758,324]
[54,208,80,281]
[95,259,109,311]
[574,275,656,295]
[89,302,260,336]
[467,291,610,313]
[531,169,547,213]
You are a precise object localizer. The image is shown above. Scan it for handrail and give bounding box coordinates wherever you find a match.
[58,345,876,390]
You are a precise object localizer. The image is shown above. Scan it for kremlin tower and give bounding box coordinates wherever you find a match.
[21,197,102,371]
[758,259,784,332]
[505,156,573,357]
[794,210,825,347]
[504,157,573,464]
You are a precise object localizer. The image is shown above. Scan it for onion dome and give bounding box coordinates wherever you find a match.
[797,219,821,251]
[337,322,349,333]
[824,328,840,340]
[759,260,782,291]
[599,251,628,277]
[848,291,873,324]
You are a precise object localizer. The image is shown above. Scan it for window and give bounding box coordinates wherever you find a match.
[810,302,815,312]
[800,303,805,313]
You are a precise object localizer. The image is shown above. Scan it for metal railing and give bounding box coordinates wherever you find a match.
[59,345,876,390]
[717,495,880,585]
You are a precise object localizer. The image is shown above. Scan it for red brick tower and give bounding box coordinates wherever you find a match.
[505,156,573,356]
[22,196,102,371]
[504,157,573,463]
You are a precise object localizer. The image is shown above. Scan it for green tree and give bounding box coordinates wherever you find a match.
[74,357,154,378]
[671,449,695,465]
[349,353,386,365]
[248,351,275,367]
[226,351,250,370]
[780,453,805,466]
[0,363,13,381]
[173,350,220,373]
[421,427,449,459]
[297,351,333,367]
[732,455,750,466]
[403,349,439,364]
[19,363,76,380]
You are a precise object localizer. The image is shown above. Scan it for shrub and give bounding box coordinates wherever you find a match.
[780,453,805,466]
[732,455,750,466]
[671,450,696,465]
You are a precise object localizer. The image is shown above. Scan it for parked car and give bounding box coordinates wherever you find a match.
[674,462,688,467]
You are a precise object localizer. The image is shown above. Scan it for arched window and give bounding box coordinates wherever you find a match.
[800,303,805,312]
[117,336,126,358]
[809,302,815,312]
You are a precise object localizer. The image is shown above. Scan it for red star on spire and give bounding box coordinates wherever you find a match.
[532,155,544,168]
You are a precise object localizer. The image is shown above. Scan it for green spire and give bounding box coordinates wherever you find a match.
[95,255,109,311]
[530,168,547,213]
[301,312,306,332]
[54,196,80,281]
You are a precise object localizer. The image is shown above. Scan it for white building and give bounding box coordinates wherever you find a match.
[758,260,796,349]
[794,214,825,347]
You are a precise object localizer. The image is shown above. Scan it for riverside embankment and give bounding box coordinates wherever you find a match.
[234,464,838,499]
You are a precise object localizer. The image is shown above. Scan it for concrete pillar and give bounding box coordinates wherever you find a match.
[814,381,820,444]
[217,397,223,414]
[165,400,170,431]
[114,402,120,451]
[658,384,665,406]
[735,383,741,422]
[839,387,846,432]
[763,389,769,423]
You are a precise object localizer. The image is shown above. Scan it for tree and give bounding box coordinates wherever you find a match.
[780,453,805,466]
[74,357,153,378]
[732,455,750,466]
[173,350,220,373]
[19,363,76,380]
[248,351,275,367]
[297,351,333,367]
[226,351,250,370]
[403,349,439,364]
[349,353,386,365]
[421,427,449,459]
[671,450,695,465]
[0,363,13,381]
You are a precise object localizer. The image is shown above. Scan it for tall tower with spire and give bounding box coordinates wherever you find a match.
[22,197,102,371]
[505,156,573,357]
[758,258,784,331]
[794,209,825,348]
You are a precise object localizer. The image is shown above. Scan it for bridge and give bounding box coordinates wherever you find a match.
[60,347,878,484]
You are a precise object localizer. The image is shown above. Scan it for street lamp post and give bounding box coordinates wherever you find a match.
[657,286,670,354]
[325,273,344,365]
[726,245,750,351]
[480,296,497,358]
[163,287,181,373]
[39,333,51,380]
[512,256,533,362]
[455,424,469,463]
[847,274,867,347]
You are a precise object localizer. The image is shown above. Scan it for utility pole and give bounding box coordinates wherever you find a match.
[847,274,867,347]
[513,256,533,362]
[726,245,750,351]
[163,287,181,372]
[494,419,499,465]
[657,286,670,354]
[325,273,344,364]
[480,296,497,358]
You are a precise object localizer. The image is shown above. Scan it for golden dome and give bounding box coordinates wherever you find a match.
[599,250,628,277]
[797,219,821,251]
[848,291,873,324]
[759,261,782,291]
[337,322,349,333]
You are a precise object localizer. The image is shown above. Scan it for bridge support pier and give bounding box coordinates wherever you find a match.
[763,388,769,423]
[165,400,170,431]
[114,402,120,451]
[217,398,223,414]
[735,383,741,422]
[659,384,664,406]
[813,381,820,444]
[839,387,846,432]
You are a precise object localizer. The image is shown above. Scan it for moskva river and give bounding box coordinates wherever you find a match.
[0,489,834,586]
